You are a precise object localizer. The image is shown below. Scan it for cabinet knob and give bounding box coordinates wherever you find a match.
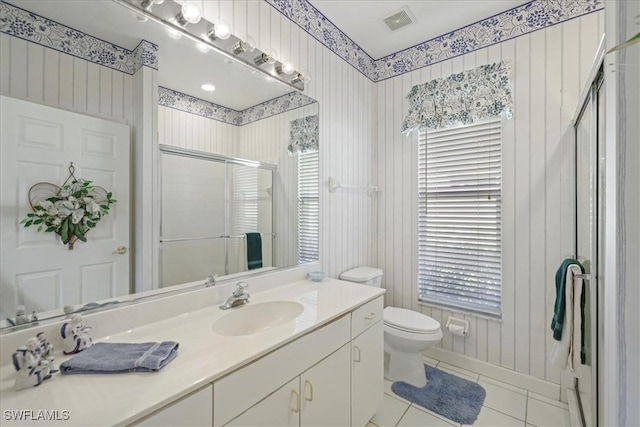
[304,380,314,402]
[365,312,377,320]
[353,345,361,363]
[291,389,300,413]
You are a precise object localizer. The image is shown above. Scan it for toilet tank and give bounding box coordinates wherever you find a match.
[340,267,383,287]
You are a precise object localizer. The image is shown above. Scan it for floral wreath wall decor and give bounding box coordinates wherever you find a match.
[21,163,117,250]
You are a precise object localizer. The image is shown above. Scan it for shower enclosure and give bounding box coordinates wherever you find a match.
[573,45,604,426]
[159,146,275,287]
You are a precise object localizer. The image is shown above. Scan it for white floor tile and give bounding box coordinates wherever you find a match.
[436,363,480,382]
[526,396,571,427]
[464,406,525,427]
[479,380,527,421]
[371,393,411,427]
[397,406,458,427]
[478,376,527,396]
[528,392,569,409]
[384,379,412,404]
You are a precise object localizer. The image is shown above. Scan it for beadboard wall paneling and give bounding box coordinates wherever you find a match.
[158,106,239,156]
[0,34,133,124]
[237,103,320,269]
[196,0,377,278]
[147,1,378,279]
[375,11,604,384]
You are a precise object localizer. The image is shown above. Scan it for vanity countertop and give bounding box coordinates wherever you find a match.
[0,279,384,426]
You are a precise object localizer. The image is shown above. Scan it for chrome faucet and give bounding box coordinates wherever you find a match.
[219,282,250,310]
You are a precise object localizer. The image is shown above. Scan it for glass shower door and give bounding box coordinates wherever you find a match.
[574,68,604,426]
[160,153,227,287]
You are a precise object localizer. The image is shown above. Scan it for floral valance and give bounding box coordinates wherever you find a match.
[402,61,513,135]
[288,115,319,156]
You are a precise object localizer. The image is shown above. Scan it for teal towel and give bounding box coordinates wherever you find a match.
[246,233,263,270]
[551,258,584,341]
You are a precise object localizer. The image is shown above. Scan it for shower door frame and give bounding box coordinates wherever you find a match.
[572,39,605,427]
[158,145,277,284]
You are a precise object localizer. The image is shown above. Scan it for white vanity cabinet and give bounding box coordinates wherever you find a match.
[216,296,383,427]
[135,385,213,427]
[299,344,351,426]
[134,295,384,427]
[226,344,351,427]
[351,321,384,427]
[350,296,384,427]
[226,377,299,427]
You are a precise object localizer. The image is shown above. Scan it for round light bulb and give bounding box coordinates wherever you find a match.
[301,69,312,82]
[243,35,256,52]
[214,21,231,40]
[196,42,210,53]
[201,84,216,92]
[166,27,182,40]
[281,61,295,74]
[265,48,278,65]
[181,2,201,24]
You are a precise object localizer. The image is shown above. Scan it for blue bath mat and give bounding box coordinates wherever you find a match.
[391,365,486,425]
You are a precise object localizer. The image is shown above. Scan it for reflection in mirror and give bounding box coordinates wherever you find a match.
[0,0,319,330]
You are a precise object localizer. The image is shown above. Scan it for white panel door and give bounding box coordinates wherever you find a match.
[300,344,351,427]
[0,96,130,319]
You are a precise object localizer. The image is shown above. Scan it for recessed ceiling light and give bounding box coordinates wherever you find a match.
[201,84,216,92]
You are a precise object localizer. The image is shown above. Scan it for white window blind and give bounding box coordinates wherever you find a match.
[418,119,502,316]
[298,151,319,263]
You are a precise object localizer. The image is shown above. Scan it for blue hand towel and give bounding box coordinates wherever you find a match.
[246,232,263,270]
[60,342,179,375]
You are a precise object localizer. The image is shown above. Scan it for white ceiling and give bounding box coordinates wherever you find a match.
[308,0,530,59]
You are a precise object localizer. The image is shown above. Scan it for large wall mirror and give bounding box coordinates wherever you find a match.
[0,0,319,330]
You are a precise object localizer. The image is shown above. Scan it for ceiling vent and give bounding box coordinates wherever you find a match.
[383,6,415,31]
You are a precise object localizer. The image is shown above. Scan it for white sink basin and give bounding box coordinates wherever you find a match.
[213,301,304,336]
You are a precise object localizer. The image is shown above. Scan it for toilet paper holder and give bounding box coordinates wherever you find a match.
[445,316,469,337]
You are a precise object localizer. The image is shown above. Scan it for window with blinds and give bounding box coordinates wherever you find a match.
[418,119,502,317]
[298,151,319,263]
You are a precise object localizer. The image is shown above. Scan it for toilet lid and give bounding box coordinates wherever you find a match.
[383,307,441,333]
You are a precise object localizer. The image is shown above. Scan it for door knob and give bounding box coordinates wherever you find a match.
[112,246,127,255]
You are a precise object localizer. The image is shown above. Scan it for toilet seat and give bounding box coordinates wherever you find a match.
[383,307,441,334]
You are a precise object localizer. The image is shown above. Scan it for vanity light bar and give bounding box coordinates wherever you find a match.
[112,0,305,91]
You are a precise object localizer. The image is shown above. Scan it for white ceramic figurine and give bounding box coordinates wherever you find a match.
[61,314,93,354]
[12,337,52,390]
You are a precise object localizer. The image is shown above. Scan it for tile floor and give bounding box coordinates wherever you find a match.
[368,356,571,427]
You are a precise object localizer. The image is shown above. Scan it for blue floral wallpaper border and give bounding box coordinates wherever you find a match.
[265,0,603,82]
[158,86,318,127]
[0,1,157,74]
[159,87,242,126]
[264,0,377,81]
[239,91,317,126]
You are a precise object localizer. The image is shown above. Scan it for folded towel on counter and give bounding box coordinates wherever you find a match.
[60,341,179,375]
[246,232,263,270]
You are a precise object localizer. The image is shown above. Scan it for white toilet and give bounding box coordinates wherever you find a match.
[340,267,443,388]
